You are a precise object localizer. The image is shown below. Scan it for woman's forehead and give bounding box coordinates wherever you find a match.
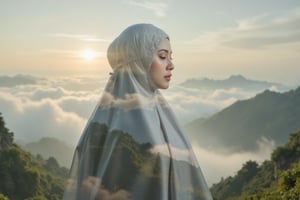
[157,38,172,52]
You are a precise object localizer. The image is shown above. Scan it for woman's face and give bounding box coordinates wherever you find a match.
[150,38,174,89]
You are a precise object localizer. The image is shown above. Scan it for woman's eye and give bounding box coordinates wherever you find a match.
[159,56,166,60]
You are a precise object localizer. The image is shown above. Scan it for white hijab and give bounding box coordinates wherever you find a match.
[63,24,212,200]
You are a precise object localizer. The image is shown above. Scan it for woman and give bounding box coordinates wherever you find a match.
[63,24,212,200]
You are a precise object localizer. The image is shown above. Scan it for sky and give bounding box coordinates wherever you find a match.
[1,0,300,85]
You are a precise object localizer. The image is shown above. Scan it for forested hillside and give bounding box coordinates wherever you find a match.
[211,129,300,199]
[0,113,68,200]
[187,86,300,152]
[23,137,74,168]
[2,107,300,199]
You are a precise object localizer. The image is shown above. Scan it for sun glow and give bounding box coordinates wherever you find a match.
[81,49,97,61]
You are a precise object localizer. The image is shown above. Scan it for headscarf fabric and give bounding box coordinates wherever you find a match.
[63,24,212,200]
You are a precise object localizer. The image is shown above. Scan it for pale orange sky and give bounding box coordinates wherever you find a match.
[1,0,300,85]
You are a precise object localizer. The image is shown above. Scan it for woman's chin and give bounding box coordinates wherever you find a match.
[159,84,169,90]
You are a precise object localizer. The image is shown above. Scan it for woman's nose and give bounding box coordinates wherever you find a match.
[167,60,174,70]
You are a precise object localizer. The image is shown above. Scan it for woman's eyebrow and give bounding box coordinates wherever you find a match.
[158,49,173,53]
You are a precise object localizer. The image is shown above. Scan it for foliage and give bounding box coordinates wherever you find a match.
[0,145,67,200]
[211,160,264,199]
[272,131,300,170]
[277,161,300,199]
[211,129,300,200]
[0,194,9,200]
[42,156,69,178]
[0,113,13,150]
[60,121,213,199]
[0,114,67,200]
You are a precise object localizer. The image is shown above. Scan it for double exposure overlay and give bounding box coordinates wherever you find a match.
[63,24,212,200]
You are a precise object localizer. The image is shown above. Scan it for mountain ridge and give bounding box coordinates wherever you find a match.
[180,74,288,91]
[23,137,74,168]
[186,86,300,152]
[0,74,40,87]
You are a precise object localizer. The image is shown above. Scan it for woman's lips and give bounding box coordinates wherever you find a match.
[164,75,172,81]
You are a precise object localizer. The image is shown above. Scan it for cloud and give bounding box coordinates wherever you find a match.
[100,91,156,111]
[21,87,99,119]
[0,91,85,145]
[98,86,249,120]
[125,0,169,17]
[187,8,300,50]
[30,87,68,100]
[49,33,111,43]
[49,75,107,91]
[150,144,199,166]
[58,96,99,119]
[0,74,39,87]
[65,176,130,200]
[0,74,263,147]
[210,88,251,101]
[163,85,258,123]
[41,48,104,58]
[0,74,281,186]
[192,137,275,186]
[0,76,105,145]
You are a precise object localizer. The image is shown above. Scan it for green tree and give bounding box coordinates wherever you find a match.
[212,130,300,199]
[0,113,13,150]
[278,161,300,199]
[0,194,9,200]
[0,113,67,200]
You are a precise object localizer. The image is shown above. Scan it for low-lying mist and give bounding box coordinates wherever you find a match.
[0,74,283,185]
[192,137,275,186]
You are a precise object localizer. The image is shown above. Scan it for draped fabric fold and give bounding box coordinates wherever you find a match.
[63,24,212,200]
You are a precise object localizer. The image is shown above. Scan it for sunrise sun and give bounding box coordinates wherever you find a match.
[81,49,97,61]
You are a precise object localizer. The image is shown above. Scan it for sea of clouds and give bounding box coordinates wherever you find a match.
[0,74,277,185]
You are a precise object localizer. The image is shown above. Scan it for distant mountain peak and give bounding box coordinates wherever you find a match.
[0,74,39,87]
[228,74,247,80]
[180,74,287,91]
